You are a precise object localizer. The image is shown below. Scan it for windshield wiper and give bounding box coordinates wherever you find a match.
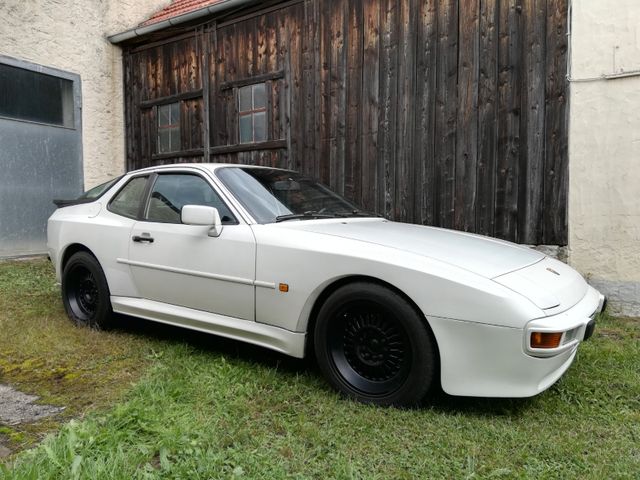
[335,210,383,218]
[275,211,338,222]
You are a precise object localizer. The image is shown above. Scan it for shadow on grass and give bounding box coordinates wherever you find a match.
[110,313,311,374]
[110,313,539,417]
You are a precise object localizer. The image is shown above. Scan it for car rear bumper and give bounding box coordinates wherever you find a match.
[429,286,604,398]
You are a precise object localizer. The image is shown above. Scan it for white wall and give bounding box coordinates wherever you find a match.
[568,0,640,315]
[0,0,169,188]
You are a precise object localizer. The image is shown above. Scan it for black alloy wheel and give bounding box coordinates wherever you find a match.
[61,251,113,329]
[314,282,436,407]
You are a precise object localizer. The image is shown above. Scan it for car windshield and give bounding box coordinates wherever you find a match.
[216,167,375,224]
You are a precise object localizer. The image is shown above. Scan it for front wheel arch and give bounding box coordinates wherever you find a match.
[313,280,440,406]
[306,276,441,388]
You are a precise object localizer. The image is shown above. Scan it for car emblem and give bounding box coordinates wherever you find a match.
[546,267,560,275]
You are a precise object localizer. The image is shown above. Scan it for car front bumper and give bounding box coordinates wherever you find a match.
[429,285,604,398]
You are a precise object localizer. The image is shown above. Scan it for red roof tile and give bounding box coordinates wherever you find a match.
[140,0,228,27]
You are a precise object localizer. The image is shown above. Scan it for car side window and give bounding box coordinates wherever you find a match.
[145,174,237,225]
[108,176,148,219]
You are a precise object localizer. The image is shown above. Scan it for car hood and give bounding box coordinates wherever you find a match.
[282,219,544,279]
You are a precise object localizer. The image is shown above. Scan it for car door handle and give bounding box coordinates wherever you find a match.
[132,234,154,243]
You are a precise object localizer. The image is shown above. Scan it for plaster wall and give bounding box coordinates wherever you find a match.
[568,0,640,315]
[0,0,169,188]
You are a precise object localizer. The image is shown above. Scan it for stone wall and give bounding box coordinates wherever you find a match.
[568,0,640,316]
[0,0,169,188]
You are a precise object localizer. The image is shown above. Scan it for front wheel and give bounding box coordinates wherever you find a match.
[314,282,436,407]
[61,251,113,329]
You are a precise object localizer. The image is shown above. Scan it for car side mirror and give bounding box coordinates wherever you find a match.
[181,205,223,237]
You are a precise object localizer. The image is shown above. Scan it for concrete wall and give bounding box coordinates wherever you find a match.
[568,0,640,316]
[0,0,169,188]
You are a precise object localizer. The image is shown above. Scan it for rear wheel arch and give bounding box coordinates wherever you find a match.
[61,243,97,272]
[61,250,113,329]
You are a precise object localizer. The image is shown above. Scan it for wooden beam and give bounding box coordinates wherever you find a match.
[209,139,287,155]
[140,89,203,108]
[201,26,211,162]
[151,148,205,161]
[219,70,285,90]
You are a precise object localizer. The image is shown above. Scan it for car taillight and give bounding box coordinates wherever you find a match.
[530,331,563,349]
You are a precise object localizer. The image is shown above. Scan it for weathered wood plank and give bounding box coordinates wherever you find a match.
[360,0,380,212]
[345,0,363,202]
[455,0,479,232]
[225,24,238,145]
[377,0,399,218]
[394,0,417,222]
[287,3,304,171]
[476,0,499,236]
[495,0,521,241]
[328,0,347,194]
[518,0,546,244]
[434,0,458,228]
[318,0,331,184]
[413,0,437,226]
[301,0,317,178]
[543,0,568,245]
[201,27,211,162]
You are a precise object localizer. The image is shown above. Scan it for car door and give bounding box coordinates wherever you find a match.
[127,171,256,321]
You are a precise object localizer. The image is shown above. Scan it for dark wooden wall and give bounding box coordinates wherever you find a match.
[123,0,569,245]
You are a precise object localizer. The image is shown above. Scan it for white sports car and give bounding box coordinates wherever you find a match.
[47,163,605,406]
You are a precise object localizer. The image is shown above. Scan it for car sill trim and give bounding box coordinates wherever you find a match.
[116,258,276,289]
[110,296,305,357]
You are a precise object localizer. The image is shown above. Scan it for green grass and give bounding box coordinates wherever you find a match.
[0,259,159,449]
[1,259,639,478]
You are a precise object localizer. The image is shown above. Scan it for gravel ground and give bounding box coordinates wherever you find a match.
[0,384,63,426]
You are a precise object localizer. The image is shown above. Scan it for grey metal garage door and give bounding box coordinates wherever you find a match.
[0,56,83,257]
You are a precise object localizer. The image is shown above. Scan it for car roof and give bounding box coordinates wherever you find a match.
[128,163,294,176]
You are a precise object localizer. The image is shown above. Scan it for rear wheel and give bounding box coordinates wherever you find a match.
[314,282,436,407]
[61,251,113,329]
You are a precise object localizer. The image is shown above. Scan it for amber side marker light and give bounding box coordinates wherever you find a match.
[531,331,563,349]
[279,283,289,293]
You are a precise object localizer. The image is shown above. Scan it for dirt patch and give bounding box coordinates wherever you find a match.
[0,442,10,458]
[0,384,63,426]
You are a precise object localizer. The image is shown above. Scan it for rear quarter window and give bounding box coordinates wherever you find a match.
[108,176,148,219]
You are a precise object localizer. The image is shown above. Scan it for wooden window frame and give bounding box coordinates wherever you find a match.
[237,83,268,144]
[157,102,181,154]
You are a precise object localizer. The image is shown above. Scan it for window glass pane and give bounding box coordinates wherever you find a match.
[79,176,122,200]
[170,127,181,152]
[239,114,252,143]
[171,102,180,123]
[158,129,170,153]
[252,83,266,109]
[239,85,252,112]
[146,174,236,224]
[0,63,74,127]
[158,104,170,126]
[109,176,147,219]
[157,102,180,153]
[253,111,266,142]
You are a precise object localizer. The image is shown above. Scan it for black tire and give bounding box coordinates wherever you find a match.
[61,251,113,329]
[314,282,436,407]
